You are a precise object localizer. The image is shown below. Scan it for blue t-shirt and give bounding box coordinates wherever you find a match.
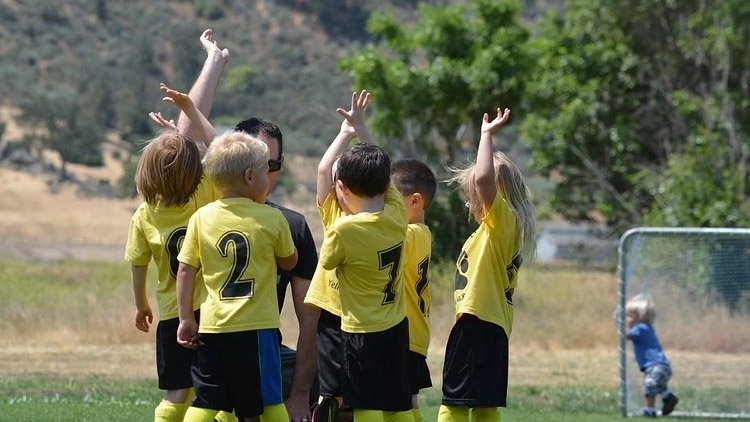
[628,322,670,371]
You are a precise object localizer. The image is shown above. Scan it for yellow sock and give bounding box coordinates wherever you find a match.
[471,407,499,422]
[437,405,469,422]
[354,408,384,422]
[154,400,187,422]
[260,403,289,422]
[383,410,414,422]
[411,408,423,422]
[183,406,219,422]
[214,410,239,422]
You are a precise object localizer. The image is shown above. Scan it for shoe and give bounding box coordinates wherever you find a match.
[662,393,679,416]
[642,409,657,418]
[312,396,338,422]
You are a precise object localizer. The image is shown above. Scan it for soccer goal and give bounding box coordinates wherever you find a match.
[617,228,750,419]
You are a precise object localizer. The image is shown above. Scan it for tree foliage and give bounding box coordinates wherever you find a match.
[523,0,750,228]
[342,0,531,164]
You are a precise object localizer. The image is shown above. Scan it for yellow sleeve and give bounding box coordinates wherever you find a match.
[177,213,201,269]
[318,190,344,231]
[124,211,151,266]
[482,194,517,237]
[319,228,345,271]
[275,214,296,258]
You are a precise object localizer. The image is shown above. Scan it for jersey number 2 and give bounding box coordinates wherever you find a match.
[378,242,403,305]
[216,231,255,300]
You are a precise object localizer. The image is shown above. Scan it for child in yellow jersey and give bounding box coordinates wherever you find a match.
[125,82,224,422]
[390,159,437,422]
[175,131,298,422]
[311,90,412,422]
[437,108,536,422]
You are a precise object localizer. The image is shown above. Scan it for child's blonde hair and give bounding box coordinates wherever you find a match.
[135,131,203,207]
[202,130,269,191]
[626,293,656,324]
[450,151,536,259]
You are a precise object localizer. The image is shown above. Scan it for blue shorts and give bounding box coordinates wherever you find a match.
[643,364,671,397]
[258,329,283,405]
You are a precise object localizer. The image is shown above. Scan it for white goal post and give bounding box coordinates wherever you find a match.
[617,227,750,419]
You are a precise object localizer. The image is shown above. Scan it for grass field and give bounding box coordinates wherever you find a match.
[1,257,748,421]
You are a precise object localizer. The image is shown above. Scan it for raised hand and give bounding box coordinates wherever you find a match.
[160,83,194,112]
[336,90,371,130]
[481,107,511,135]
[200,28,229,65]
[148,111,178,132]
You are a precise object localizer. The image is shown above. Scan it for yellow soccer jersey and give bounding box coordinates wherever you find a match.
[304,191,346,316]
[318,185,408,333]
[453,194,522,336]
[403,223,432,357]
[177,198,296,334]
[124,177,221,320]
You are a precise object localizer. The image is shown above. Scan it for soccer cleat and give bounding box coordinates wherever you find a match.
[662,393,679,416]
[642,409,657,418]
[312,396,338,422]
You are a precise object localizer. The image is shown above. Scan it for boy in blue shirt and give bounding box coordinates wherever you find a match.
[626,294,679,418]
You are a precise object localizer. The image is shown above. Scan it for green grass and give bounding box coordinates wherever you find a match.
[0,374,734,422]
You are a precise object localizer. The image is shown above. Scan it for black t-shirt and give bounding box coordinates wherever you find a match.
[267,201,318,341]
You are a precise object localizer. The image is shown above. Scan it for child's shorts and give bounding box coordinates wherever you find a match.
[191,330,263,419]
[342,318,411,411]
[258,329,283,405]
[155,310,199,390]
[441,314,509,407]
[408,351,432,394]
[317,309,343,397]
[643,364,672,396]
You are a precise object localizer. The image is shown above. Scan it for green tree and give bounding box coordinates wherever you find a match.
[342,0,531,164]
[341,0,533,258]
[522,0,750,228]
[19,85,105,178]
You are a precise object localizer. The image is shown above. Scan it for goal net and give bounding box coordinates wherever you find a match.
[617,228,750,418]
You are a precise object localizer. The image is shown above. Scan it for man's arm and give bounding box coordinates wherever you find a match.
[286,276,319,422]
[161,83,217,147]
[177,29,229,140]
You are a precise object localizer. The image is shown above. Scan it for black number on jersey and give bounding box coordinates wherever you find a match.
[454,250,469,290]
[416,256,430,316]
[166,227,188,279]
[378,242,403,305]
[504,253,523,305]
[216,231,255,300]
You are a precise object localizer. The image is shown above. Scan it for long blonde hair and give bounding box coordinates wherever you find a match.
[449,151,536,260]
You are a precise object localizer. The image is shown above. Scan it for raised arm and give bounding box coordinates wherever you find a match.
[176,29,229,140]
[161,83,217,147]
[336,89,373,144]
[316,91,371,205]
[475,107,511,211]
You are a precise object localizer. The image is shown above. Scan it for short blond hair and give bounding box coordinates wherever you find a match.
[626,293,656,324]
[202,131,269,191]
[135,131,202,207]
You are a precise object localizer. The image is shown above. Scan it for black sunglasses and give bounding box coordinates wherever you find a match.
[268,155,284,173]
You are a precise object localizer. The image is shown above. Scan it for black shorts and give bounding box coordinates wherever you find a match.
[191,330,264,418]
[317,309,343,397]
[342,318,411,411]
[441,314,509,407]
[408,351,432,394]
[156,310,199,390]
